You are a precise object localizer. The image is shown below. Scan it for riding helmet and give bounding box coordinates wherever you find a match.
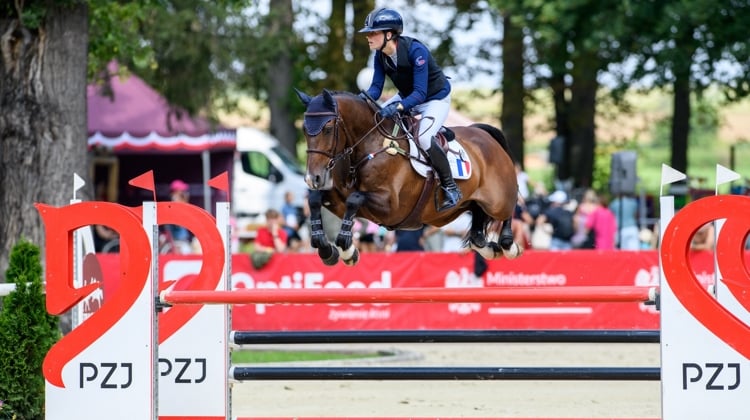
[359,8,403,34]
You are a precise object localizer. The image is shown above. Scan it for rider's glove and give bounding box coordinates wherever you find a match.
[379,102,402,118]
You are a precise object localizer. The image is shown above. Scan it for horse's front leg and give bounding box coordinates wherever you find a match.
[307,190,340,266]
[336,191,366,266]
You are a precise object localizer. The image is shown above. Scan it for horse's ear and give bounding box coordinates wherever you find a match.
[322,89,336,109]
[295,88,312,106]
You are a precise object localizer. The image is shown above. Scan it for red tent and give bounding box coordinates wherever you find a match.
[87,63,235,152]
[87,64,235,209]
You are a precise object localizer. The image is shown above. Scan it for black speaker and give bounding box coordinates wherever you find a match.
[548,136,565,165]
[610,151,637,195]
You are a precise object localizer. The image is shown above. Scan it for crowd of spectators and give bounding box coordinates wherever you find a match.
[231,180,664,257]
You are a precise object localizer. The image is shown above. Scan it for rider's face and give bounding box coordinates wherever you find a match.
[365,31,385,50]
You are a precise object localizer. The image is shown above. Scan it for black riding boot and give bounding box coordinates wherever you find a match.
[427,138,462,211]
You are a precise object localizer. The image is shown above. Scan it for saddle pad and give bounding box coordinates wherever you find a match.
[408,138,472,180]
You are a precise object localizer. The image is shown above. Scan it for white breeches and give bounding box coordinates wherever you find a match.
[384,94,451,150]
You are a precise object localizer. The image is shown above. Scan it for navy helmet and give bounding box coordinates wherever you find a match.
[359,8,403,35]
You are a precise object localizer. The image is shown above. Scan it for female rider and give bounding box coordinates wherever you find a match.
[359,7,461,211]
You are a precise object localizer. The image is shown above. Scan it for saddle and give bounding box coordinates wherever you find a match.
[386,115,472,180]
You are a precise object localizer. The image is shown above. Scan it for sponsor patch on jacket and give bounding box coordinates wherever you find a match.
[415,56,426,66]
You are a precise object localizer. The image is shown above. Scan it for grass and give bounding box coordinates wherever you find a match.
[231,349,383,364]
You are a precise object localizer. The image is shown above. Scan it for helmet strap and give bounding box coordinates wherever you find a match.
[379,31,395,52]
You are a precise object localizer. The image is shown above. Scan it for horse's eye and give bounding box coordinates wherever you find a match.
[323,126,333,135]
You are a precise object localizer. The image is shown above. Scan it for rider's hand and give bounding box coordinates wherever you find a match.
[379,102,401,118]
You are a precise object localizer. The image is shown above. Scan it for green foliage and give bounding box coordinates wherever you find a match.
[87,0,156,80]
[0,240,60,420]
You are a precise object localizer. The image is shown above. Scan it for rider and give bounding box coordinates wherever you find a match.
[359,7,461,211]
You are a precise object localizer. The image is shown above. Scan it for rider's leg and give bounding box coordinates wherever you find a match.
[427,138,462,211]
[415,96,460,211]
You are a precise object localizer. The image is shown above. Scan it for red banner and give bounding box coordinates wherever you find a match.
[95,250,723,331]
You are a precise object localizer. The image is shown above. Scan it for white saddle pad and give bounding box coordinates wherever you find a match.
[406,138,472,180]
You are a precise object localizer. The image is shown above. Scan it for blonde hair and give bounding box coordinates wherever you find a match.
[583,189,600,204]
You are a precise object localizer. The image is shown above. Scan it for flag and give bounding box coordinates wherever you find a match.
[454,158,471,177]
[128,170,155,193]
[716,164,741,186]
[209,171,231,203]
[660,164,686,186]
[73,172,85,192]
[208,172,229,192]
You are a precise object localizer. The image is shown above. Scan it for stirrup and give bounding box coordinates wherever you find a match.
[435,186,462,212]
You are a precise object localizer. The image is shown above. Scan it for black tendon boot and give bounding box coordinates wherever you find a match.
[427,137,462,211]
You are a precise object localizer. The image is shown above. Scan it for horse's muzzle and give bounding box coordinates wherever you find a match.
[306,172,333,190]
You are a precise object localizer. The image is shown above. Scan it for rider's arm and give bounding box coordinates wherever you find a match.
[366,53,386,100]
[398,42,429,111]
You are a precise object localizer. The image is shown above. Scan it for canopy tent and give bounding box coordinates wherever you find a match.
[87,64,236,210]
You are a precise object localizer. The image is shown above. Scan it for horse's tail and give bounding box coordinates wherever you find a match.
[471,123,515,161]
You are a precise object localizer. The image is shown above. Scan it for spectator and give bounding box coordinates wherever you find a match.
[353,218,382,252]
[536,190,575,250]
[512,202,533,251]
[571,189,598,249]
[163,179,194,254]
[609,193,640,250]
[515,162,531,200]
[441,212,471,252]
[93,182,119,253]
[422,225,444,252]
[639,227,655,250]
[691,222,715,251]
[388,226,425,252]
[255,209,288,253]
[280,191,303,251]
[525,182,549,223]
[584,190,617,250]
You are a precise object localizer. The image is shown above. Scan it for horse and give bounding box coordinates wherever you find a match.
[296,88,521,266]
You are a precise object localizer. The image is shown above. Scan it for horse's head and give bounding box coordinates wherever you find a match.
[296,88,375,190]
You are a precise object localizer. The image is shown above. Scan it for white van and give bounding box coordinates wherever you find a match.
[232,127,309,218]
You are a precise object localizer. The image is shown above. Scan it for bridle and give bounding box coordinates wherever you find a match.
[303,103,390,186]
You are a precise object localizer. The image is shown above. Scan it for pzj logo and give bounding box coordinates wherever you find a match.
[79,362,132,389]
[683,362,741,390]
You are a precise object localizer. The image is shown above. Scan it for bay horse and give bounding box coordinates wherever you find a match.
[296,88,521,265]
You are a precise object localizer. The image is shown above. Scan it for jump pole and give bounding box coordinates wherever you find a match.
[161,285,657,306]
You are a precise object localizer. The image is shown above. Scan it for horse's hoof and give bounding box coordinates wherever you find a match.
[319,245,340,266]
[343,248,360,266]
[502,242,522,259]
[470,235,486,249]
[499,237,514,250]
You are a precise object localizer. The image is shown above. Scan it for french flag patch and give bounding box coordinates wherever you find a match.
[455,158,471,177]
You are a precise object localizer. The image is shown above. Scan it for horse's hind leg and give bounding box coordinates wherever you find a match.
[468,210,487,249]
[468,213,521,259]
[468,209,498,259]
[336,191,365,266]
[307,190,340,265]
[499,217,522,259]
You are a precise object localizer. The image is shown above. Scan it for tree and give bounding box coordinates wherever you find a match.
[623,0,750,174]
[0,239,60,419]
[318,0,374,93]
[500,12,525,164]
[0,1,89,275]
